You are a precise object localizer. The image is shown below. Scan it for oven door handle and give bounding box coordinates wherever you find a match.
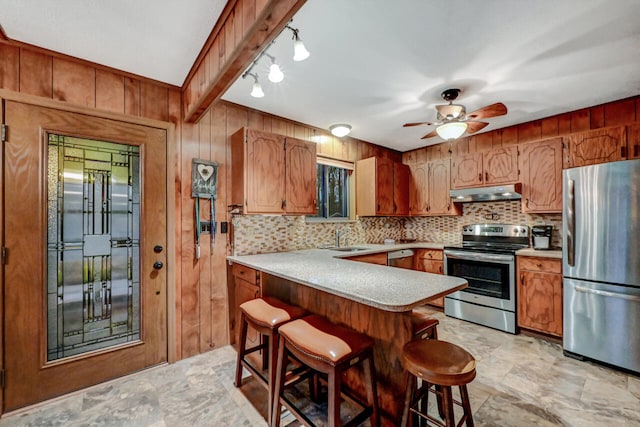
[444,250,514,263]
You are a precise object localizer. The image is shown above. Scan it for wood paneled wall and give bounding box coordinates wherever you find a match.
[0,42,179,123]
[403,96,639,163]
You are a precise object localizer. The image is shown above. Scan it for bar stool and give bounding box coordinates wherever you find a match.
[411,311,439,339]
[234,297,307,426]
[401,340,476,427]
[272,314,380,427]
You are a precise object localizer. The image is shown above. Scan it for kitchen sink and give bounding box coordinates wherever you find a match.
[328,247,368,252]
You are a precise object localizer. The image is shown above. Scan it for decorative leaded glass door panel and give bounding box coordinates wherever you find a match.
[3,101,167,412]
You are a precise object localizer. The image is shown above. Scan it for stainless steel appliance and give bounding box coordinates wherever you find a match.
[531,225,553,250]
[387,249,414,269]
[444,223,529,334]
[563,159,640,374]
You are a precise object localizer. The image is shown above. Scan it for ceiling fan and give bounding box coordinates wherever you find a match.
[403,88,507,140]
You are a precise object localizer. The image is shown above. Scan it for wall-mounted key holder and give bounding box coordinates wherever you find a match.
[192,159,219,259]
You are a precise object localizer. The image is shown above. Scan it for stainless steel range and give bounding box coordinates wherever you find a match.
[443,223,529,334]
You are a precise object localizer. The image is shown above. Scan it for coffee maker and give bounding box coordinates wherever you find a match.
[531,225,553,250]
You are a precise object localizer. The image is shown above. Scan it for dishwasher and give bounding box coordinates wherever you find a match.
[387,249,414,269]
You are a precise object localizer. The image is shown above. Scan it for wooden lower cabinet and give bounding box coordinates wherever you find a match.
[414,249,445,308]
[231,264,261,349]
[517,256,562,337]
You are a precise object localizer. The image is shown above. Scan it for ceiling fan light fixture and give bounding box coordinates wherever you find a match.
[330,124,351,137]
[436,121,467,140]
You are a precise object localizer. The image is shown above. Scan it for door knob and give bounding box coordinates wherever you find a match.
[154,245,164,253]
[153,261,164,270]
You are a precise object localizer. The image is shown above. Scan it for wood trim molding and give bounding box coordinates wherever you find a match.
[0,23,8,41]
[183,0,307,123]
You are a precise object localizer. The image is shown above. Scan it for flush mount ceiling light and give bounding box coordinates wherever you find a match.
[330,124,352,137]
[265,53,284,83]
[285,25,310,61]
[436,121,468,140]
[241,72,264,98]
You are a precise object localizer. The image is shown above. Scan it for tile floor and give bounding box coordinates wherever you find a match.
[1,308,639,427]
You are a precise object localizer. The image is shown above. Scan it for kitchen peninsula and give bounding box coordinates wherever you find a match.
[228,245,467,423]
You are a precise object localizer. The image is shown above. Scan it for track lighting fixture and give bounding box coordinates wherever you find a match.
[242,72,264,98]
[285,25,310,61]
[265,53,284,83]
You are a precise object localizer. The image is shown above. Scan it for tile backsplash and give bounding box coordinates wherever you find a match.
[231,201,562,255]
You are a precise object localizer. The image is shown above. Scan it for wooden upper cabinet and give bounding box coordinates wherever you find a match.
[393,162,410,216]
[409,163,429,215]
[356,157,410,216]
[231,128,316,214]
[451,152,483,188]
[484,147,519,184]
[519,138,563,213]
[451,147,518,189]
[626,124,640,159]
[428,158,459,215]
[565,126,626,168]
[285,137,317,214]
[410,159,460,216]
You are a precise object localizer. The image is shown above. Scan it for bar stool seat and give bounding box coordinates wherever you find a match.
[401,340,476,427]
[410,311,439,339]
[272,314,379,427]
[234,297,307,426]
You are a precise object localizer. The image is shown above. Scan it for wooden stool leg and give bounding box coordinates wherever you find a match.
[459,384,474,427]
[363,352,380,427]
[401,372,416,427]
[271,335,288,427]
[418,381,428,427]
[328,368,341,427]
[234,312,249,388]
[435,384,445,419]
[442,386,455,427]
[267,332,278,427]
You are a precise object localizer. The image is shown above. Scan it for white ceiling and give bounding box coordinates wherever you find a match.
[1,1,639,152]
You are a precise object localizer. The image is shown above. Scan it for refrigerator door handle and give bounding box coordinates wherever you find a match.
[567,179,575,266]
[575,285,640,302]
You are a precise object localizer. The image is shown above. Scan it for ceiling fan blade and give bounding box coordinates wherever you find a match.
[466,102,507,120]
[420,129,439,139]
[465,121,489,134]
[403,121,435,127]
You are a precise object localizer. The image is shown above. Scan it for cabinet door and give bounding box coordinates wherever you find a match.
[626,124,640,159]
[428,158,459,215]
[285,137,317,214]
[451,152,483,188]
[566,127,626,167]
[484,147,519,185]
[376,157,394,215]
[246,129,285,213]
[415,253,445,308]
[520,138,563,213]
[517,268,563,337]
[409,163,429,215]
[393,162,410,215]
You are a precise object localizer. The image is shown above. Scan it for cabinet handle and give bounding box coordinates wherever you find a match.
[281,199,286,210]
[438,265,443,274]
[621,146,627,158]
[485,172,489,181]
[520,273,524,284]
[635,145,639,157]
[525,198,529,208]
[536,263,543,268]
[478,173,482,181]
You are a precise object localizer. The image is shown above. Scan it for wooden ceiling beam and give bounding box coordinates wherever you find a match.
[182,0,307,123]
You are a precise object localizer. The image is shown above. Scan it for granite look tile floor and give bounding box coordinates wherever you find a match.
[1,309,639,427]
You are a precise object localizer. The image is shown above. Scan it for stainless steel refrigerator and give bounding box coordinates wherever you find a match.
[563,159,640,373]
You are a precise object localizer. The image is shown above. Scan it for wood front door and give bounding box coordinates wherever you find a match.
[2,101,168,412]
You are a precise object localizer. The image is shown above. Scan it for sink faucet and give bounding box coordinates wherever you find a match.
[335,227,346,248]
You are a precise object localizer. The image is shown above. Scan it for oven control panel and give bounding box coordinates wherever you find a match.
[462,223,529,237]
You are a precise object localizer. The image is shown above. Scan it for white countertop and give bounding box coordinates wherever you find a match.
[228,243,466,312]
[516,248,563,259]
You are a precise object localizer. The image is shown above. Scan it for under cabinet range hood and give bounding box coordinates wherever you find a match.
[449,183,522,202]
